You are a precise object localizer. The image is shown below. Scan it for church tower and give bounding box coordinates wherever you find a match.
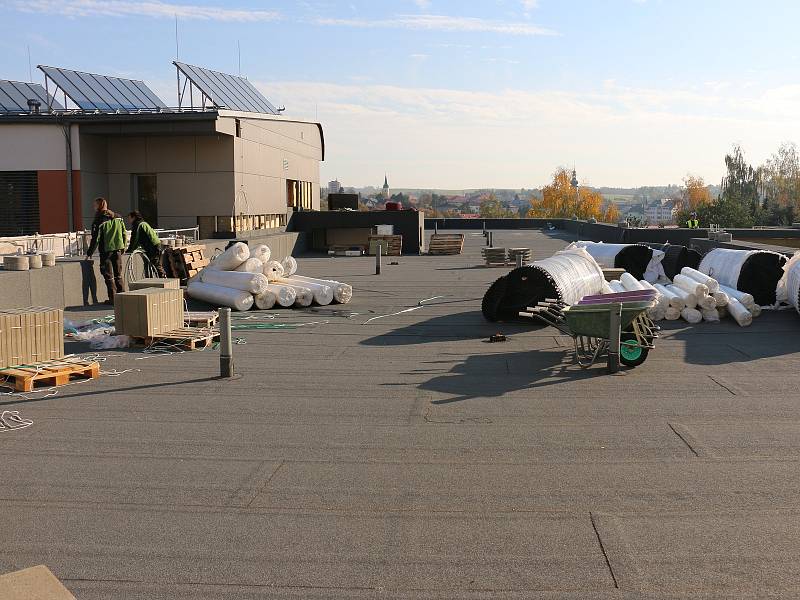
[382,174,390,200]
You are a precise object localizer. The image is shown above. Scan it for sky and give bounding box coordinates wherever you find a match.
[3,0,800,190]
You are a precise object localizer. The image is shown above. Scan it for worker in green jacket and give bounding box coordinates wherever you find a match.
[126,211,166,277]
[86,197,126,304]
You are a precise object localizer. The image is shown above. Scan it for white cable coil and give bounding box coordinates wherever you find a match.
[278,277,334,305]
[206,242,249,271]
[681,267,720,293]
[187,281,254,312]
[727,297,753,327]
[666,284,697,309]
[263,260,285,281]
[291,275,353,304]
[235,258,264,273]
[264,284,297,307]
[200,269,269,295]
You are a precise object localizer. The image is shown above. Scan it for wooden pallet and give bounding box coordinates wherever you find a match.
[428,234,465,255]
[368,234,402,256]
[131,327,220,350]
[166,245,209,281]
[185,312,219,327]
[0,358,100,392]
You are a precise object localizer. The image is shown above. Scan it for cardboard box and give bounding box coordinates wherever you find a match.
[114,288,184,338]
[129,278,181,291]
[0,307,64,369]
[0,564,76,599]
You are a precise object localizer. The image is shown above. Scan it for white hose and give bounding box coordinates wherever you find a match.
[712,291,729,308]
[665,306,681,320]
[282,256,298,277]
[620,273,645,291]
[265,284,297,307]
[279,277,334,305]
[250,244,271,264]
[205,242,249,271]
[701,308,720,322]
[697,293,717,311]
[727,297,753,327]
[263,260,285,281]
[654,283,686,310]
[235,258,264,273]
[291,275,353,304]
[666,284,697,309]
[200,269,269,295]
[718,284,755,311]
[254,289,277,310]
[673,274,709,298]
[681,267,720,293]
[608,280,626,294]
[681,307,702,324]
[187,281,254,311]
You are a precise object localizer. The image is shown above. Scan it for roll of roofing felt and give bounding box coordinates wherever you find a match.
[665,306,681,320]
[481,247,608,322]
[250,244,271,264]
[654,283,686,310]
[291,275,353,304]
[666,284,697,309]
[620,272,645,291]
[187,281,254,311]
[681,307,702,324]
[254,289,277,310]
[279,277,334,305]
[569,242,665,282]
[639,280,669,311]
[699,248,787,306]
[697,293,717,311]
[205,242,249,271]
[712,291,729,308]
[265,284,297,307]
[282,256,298,277]
[234,258,264,273]
[783,251,800,315]
[263,260,285,281]
[718,284,755,311]
[673,274,709,298]
[609,280,627,294]
[702,308,720,322]
[27,254,42,269]
[681,267,720,293]
[200,269,268,295]
[727,297,753,327]
[751,304,763,317]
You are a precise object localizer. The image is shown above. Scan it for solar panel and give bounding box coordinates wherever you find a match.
[38,65,167,112]
[174,61,278,114]
[0,80,63,113]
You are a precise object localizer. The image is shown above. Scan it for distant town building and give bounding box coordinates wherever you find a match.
[645,198,678,224]
[328,179,342,194]
[382,174,390,200]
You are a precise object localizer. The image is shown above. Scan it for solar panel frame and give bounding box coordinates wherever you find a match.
[174,61,278,114]
[0,80,63,112]
[38,65,167,112]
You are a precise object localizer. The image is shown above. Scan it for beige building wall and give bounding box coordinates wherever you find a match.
[0,123,80,171]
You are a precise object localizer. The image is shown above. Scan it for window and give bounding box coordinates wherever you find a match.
[134,175,158,227]
[0,171,39,236]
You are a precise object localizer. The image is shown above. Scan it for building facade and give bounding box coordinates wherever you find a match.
[645,198,678,224]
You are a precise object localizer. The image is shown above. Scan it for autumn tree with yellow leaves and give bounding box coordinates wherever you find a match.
[679,175,712,211]
[528,167,620,222]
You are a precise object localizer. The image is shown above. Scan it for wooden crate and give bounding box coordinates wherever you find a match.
[1,357,99,392]
[368,234,402,256]
[130,327,220,350]
[129,278,181,291]
[0,307,64,369]
[114,288,185,338]
[428,234,465,255]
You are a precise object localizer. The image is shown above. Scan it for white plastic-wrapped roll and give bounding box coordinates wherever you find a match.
[292,275,354,304]
[717,304,729,319]
[697,293,717,311]
[250,244,271,264]
[727,297,753,327]
[282,256,298,277]
[673,274,709,298]
[200,269,268,295]
[280,283,313,307]
[654,283,686,310]
[718,284,755,311]
[187,281,254,311]
[608,280,626,294]
[265,284,297,307]
[751,304,763,318]
[620,272,644,292]
[666,284,697,309]
[254,289,277,310]
[205,242,249,271]
[665,306,681,320]
[235,258,264,273]
[263,260,285,281]
[784,251,800,314]
[702,308,720,322]
[681,267,720,293]
[712,291,729,308]
[639,280,668,311]
[279,277,334,305]
[681,307,702,324]
[649,307,665,321]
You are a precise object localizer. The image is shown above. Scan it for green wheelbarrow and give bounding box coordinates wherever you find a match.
[521,292,659,369]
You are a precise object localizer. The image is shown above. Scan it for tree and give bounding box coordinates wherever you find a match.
[721,144,763,219]
[479,194,514,218]
[528,167,609,220]
[602,203,620,223]
[680,175,712,211]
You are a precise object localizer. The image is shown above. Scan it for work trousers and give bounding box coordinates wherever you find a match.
[99,250,124,302]
[146,246,167,278]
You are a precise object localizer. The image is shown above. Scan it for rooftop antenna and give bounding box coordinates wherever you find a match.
[175,14,180,108]
[27,45,32,82]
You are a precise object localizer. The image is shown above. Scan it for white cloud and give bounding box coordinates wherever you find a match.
[13,0,281,21]
[413,0,431,9]
[521,0,539,9]
[315,14,557,36]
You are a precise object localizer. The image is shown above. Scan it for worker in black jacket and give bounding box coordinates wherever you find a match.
[126,211,166,277]
[86,197,126,304]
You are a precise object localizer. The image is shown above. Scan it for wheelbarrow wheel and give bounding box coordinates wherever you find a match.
[620,332,649,367]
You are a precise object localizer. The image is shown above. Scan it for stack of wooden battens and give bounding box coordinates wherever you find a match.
[165,245,209,282]
[481,247,508,266]
[428,233,465,255]
[0,307,64,369]
[368,234,403,256]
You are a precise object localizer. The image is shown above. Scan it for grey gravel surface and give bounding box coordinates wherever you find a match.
[2,229,800,599]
